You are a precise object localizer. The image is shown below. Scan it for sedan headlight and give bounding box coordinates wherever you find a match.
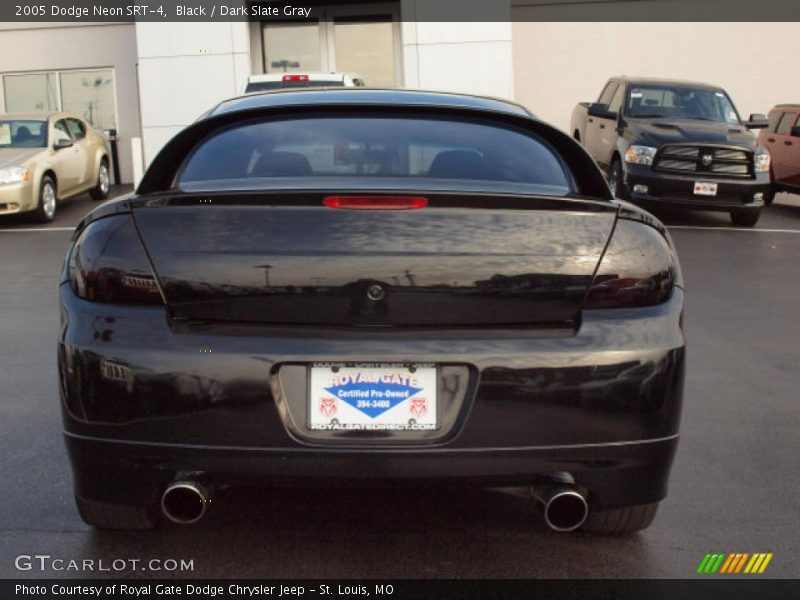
[754,148,771,173]
[624,145,658,166]
[0,167,31,186]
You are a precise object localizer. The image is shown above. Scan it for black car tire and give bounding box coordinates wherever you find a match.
[730,207,761,227]
[763,189,775,206]
[33,175,57,223]
[609,159,628,200]
[581,502,659,535]
[75,495,158,530]
[89,159,111,201]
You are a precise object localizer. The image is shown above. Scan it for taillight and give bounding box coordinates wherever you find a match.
[323,196,428,210]
[584,219,677,309]
[283,74,309,82]
[68,214,163,305]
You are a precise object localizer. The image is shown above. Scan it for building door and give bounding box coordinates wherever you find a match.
[261,4,401,87]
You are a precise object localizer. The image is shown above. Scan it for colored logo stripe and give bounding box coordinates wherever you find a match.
[699,552,773,574]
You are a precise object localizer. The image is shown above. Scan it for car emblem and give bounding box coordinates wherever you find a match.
[319,396,337,417]
[366,283,386,301]
[701,154,713,166]
[410,396,428,418]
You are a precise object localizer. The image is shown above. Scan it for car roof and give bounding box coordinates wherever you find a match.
[612,76,726,91]
[773,104,800,110]
[0,111,79,121]
[208,88,533,119]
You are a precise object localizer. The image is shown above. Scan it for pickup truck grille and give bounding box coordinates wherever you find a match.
[654,145,753,178]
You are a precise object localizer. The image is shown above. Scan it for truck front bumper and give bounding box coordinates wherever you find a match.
[624,164,769,211]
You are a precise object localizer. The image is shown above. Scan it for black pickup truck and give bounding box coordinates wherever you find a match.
[571,77,771,226]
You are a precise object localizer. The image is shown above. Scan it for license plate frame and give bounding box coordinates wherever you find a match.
[308,363,438,432]
[693,181,719,196]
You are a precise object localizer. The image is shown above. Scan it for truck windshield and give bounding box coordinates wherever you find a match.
[627,85,741,125]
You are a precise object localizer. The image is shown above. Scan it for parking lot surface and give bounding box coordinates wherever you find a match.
[1,191,798,578]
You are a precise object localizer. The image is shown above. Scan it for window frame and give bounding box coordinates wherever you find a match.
[66,117,87,140]
[775,112,798,136]
[607,83,625,114]
[597,81,618,106]
[259,4,403,87]
[0,67,119,133]
[52,118,74,146]
[767,111,784,133]
[174,112,578,195]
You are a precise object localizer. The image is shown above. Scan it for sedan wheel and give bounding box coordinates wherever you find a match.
[34,177,57,223]
[90,161,111,200]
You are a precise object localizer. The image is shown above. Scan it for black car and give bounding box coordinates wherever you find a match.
[59,89,685,534]
[571,77,771,226]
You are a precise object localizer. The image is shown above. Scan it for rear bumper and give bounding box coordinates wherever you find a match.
[624,164,769,210]
[59,283,685,509]
[66,432,678,510]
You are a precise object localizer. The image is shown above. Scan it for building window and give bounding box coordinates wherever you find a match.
[2,73,59,113]
[2,68,117,131]
[263,22,322,73]
[333,18,396,87]
[261,5,402,87]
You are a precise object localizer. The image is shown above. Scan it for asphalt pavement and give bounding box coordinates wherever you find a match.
[0,190,798,579]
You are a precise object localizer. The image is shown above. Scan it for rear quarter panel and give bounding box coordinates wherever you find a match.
[571,102,590,142]
[87,129,109,179]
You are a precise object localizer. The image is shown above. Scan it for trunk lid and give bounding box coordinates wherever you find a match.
[132,193,616,328]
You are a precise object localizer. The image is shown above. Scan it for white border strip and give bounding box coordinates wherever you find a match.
[668,226,800,233]
[0,226,74,233]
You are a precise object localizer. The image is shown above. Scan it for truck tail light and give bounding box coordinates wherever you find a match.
[283,74,309,82]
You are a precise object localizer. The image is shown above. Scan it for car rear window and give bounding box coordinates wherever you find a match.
[178,116,572,194]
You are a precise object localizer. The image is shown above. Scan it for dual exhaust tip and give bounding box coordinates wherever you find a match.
[160,479,589,532]
[532,484,589,532]
[161,480,209,525]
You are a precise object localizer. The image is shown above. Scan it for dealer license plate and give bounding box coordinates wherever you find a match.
[694,181,718,196]
[308,363,438,431]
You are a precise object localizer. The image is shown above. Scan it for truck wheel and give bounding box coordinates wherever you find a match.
[730,208,761,227]
[33,175,57,223]
[90,159,110,201]
[609,159,628,199]
[75,495,158,530]
[581,502,659,535]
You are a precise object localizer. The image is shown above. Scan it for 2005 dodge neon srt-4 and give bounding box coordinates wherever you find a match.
[59,89,685,534]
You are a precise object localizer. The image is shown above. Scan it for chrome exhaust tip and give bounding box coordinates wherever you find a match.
[161,481,209,525]
[532,484,589,532]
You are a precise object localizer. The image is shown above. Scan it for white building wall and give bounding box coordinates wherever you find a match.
[0,23,141,183]
[135,22,251,164]
[400,1,514,99]
[512,20,800,133]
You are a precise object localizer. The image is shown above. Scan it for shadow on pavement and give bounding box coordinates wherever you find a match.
[74,487,657,578]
